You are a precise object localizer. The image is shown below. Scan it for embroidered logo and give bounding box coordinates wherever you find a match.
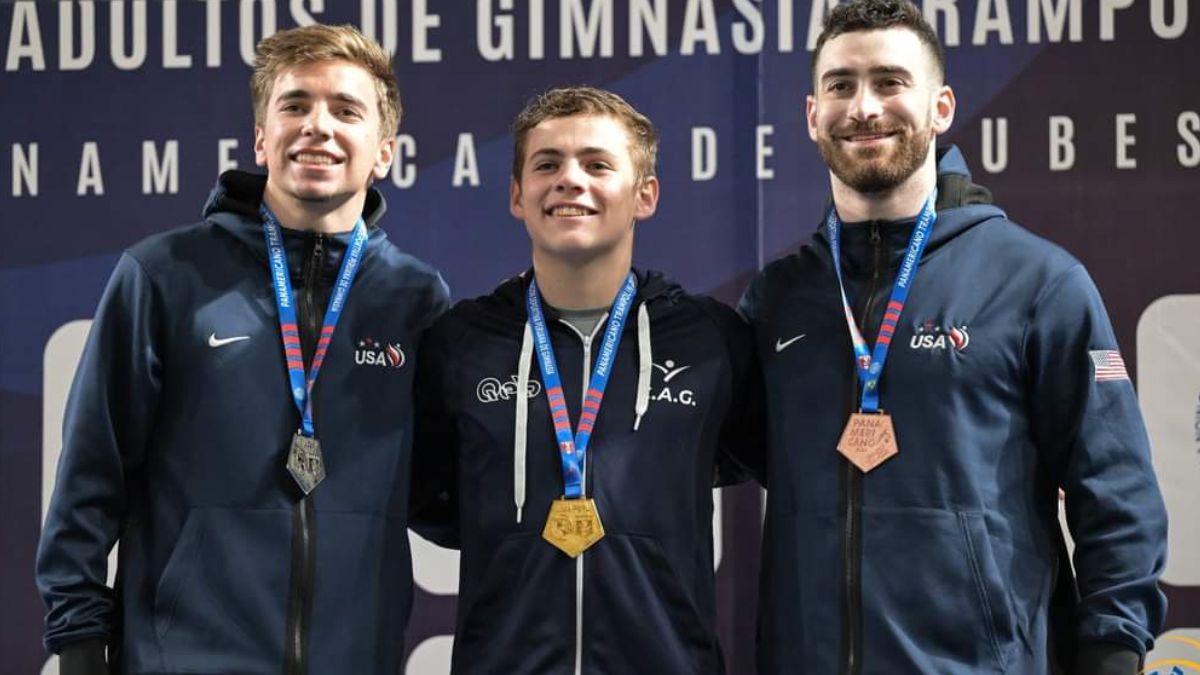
[775,333,806,353]
[651,359,698,407]
[355,337,405,368]
[477,375,543,403]
[208,332,249,348]
[909,321,969,352]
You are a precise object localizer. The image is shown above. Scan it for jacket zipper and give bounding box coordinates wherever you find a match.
[841,222,882,675]
[558,316,606,675]
[285,233,324,675]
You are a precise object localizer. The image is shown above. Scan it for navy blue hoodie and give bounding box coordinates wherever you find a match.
[412,270,762,674]
[739,147,1167,675]
[36,171,449,675]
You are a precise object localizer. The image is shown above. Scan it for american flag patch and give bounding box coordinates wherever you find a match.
[1089,350,1129,382]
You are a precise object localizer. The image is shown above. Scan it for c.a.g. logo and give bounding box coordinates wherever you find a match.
[1141,634,1200,674]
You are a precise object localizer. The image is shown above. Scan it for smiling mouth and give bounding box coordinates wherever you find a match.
[841,131,898,143]
[546,205,597,217]
[290,151,343,166]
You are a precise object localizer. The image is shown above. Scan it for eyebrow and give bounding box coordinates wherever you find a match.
[276,89,369,109]
[529,147,616,159]
[820,65,913,82]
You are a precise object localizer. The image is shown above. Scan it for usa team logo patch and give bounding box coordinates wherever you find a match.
[909,320,969,352]
[1089,349,1129,382]
[355,337,405,368]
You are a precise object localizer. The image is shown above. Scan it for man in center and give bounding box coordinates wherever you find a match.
[413,86,760,674]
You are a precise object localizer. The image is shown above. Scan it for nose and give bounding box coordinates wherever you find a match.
[554,160,586,192]
[301,105,333,138]
[848,85,883,122]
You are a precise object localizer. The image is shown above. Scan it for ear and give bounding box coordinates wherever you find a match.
[254,125,267,167]
[509,177,525,220]
[805,94,819,143]
[372,134,397,181]
[633,175,660,221]
[931,84,956,136]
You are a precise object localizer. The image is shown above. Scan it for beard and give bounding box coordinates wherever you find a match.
[817,121,932,194]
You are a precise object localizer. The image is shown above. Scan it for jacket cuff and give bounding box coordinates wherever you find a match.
[58,638,108,675]
[1074,641,1142,675]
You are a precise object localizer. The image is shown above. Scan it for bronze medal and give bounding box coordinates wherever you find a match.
[837,411,898,473]
[542,498,605,558]
[287,432,326,495]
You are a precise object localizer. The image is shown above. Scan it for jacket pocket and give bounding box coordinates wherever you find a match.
[453,532,575,674]
[586,533,722,675]
[860,507,1017,674]
[152,507,292,673]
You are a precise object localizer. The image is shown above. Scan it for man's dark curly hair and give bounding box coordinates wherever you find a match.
[811,0,945,83]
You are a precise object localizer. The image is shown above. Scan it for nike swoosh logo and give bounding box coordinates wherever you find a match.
[208,333,250,348]
[775,334,806,352]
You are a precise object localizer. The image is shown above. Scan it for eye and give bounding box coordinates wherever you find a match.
[826,80,853,96]
[533,160,557,172]
[877,77,906,91]
[338,108,364,120]
[587,160,613,172]
[280,103,304,113]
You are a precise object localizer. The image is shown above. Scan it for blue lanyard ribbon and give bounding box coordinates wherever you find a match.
[827,191,937,412]
[526,273,637,499]
[261,204,369,438]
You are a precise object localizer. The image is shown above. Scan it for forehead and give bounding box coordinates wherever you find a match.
[815,28,935,80]
[269,59,379,104]
[524,114,634,158]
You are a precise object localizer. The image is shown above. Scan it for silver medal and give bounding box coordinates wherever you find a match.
[287,433,325,495]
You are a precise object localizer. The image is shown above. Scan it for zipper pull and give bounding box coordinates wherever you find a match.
[869,221,881,244]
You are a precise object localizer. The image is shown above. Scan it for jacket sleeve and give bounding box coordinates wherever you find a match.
[704,298,766,487]
[35,253,164,654]
[731,274,769,486]
[1024,263,1167,665]
[409,313,461,549]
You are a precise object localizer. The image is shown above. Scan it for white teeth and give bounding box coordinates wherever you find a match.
[295,152,336,165]
[551,206,591,216]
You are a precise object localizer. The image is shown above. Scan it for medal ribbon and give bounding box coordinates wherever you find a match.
[526,272,637,499]
[827,190,937,412]
[261,204,369,437]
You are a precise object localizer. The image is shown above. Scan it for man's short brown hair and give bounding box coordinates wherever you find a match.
[252,24,401,139]
[812,0,946,83]
[511,86,659,182]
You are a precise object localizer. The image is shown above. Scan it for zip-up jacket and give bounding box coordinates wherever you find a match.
[739,146,1167,675]
[412,269,762,675]
[36,170,450,675]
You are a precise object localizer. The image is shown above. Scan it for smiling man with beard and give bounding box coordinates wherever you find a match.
[737,1,1168,674]
[36,24,449,675]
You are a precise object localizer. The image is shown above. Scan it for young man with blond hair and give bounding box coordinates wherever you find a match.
[739,1,1167,673]
[36,24,448,675]
[412,86,760,674]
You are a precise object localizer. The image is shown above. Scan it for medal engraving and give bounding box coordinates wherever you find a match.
[837,412,899,473]
[542,498,605,558]
[287,433,326,495]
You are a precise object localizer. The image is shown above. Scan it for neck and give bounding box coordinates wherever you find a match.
[830,151,938,223]
[261,182,367,234]
[531,249,632,310]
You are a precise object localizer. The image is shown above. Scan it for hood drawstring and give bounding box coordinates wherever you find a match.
[512,301,652,523]
[514,322,533,523]
[634,303,651,431]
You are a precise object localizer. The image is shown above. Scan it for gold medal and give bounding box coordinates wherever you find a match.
[542,498,605,558]
[837,411,898,473]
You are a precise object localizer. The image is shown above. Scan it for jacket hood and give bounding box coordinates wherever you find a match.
[816,145,1007,266]
[201,170,391,258]
[477,267,687,328]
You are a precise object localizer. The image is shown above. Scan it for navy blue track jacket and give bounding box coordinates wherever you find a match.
[739,147,1168,675]
[36,171,449,675]
[412,270,762,675]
